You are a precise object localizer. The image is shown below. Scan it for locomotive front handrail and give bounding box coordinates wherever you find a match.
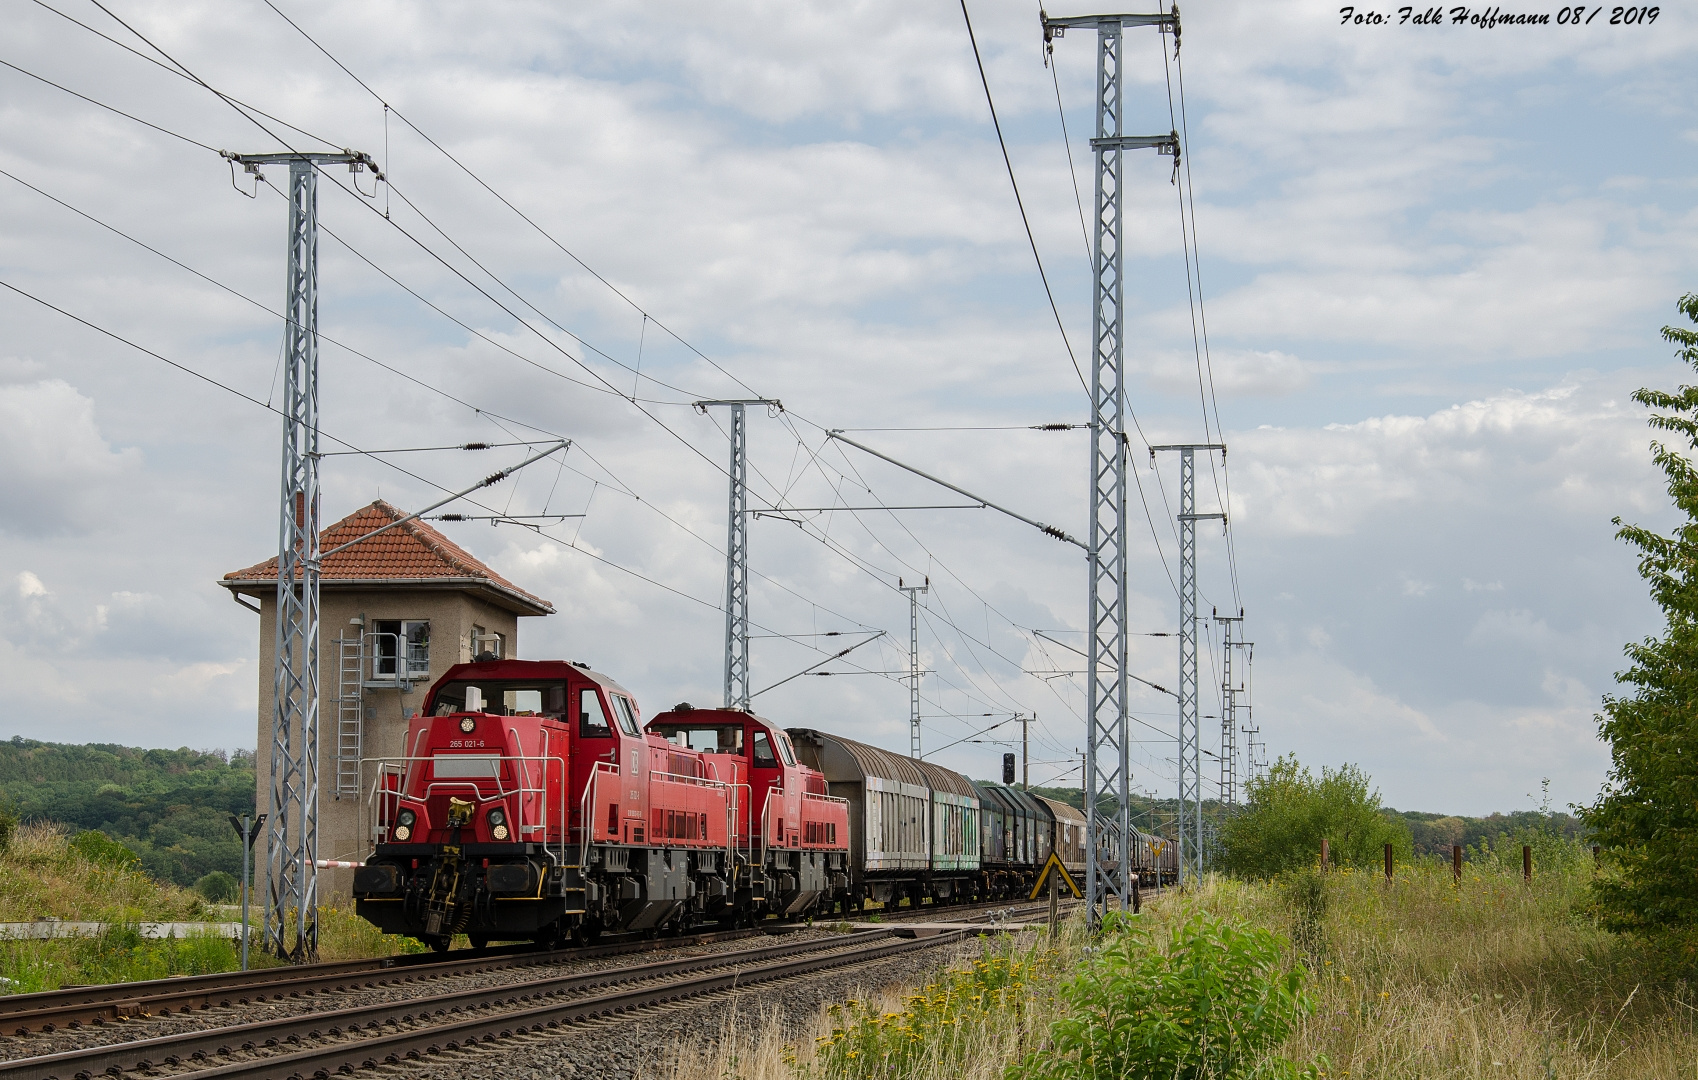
[362,752,566,856]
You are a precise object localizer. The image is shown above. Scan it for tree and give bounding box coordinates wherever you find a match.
[1583,293,1698,932]
[1218,755,1412,878]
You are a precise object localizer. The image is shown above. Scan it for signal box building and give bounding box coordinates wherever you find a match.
[221,500,554,900]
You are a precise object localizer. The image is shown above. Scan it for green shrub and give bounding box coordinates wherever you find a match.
[1219,755,1412,878]
[808,945,1049,1078]
[194,871,238,903]
[1013,911,1325,1080]
[70,830,141,870]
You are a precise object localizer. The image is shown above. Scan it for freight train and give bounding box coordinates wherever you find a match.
[351,658,1178,949]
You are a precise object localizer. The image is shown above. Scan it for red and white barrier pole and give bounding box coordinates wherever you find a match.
[314,860,363,869]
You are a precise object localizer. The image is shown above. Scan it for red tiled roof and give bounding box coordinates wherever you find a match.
[222,500,553,614]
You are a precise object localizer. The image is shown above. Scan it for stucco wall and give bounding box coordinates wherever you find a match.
[244,586,530,904]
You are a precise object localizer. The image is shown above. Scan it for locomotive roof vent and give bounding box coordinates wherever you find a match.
[672,702,694,712]
[571,660,591,669]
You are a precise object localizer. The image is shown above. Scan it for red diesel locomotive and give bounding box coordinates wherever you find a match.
[352,659,850,949]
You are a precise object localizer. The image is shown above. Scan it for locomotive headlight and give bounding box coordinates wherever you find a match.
[397,809,416,827]
[491,823,509,841]
[487,807,508,840]
[459,716,476,733]
[392,825,411,841]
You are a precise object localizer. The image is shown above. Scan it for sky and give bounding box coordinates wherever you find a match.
[1,0,1695,817]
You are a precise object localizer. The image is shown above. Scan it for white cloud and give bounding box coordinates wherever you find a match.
[0,0,1688,812]
[0,380,139,536]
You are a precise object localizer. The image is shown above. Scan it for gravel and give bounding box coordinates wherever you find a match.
[384,935,979,1080]
[0,927,850,1061]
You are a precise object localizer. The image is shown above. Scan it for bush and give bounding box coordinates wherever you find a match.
[1219,755,1412,878]
[807,944,1051,1079]
[1014,910,1325,1080]
[1583,293,1698,932]
[0,798,16,855]
[69,830,141,870]
[194,871,238,904]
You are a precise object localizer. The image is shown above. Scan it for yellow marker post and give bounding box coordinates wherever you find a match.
[1031,851,1082,902]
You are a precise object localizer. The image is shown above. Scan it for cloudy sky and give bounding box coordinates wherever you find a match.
[1,0,1694,816]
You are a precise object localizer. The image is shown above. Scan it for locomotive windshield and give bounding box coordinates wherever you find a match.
[649,722,744,755]
[433,680,568,718]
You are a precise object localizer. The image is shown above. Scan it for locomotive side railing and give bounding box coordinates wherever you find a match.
[645,769,731,852]
[759,786,780,868]
[801,790,850,849]
[579,761,619,871]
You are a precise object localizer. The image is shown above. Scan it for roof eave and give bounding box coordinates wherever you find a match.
[219,576,554,617]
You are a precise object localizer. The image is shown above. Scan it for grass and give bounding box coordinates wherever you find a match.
[666,862,1698,1079]
[1264,861,1698,1079]
[0,822,211,925]
[0,823,424,990]
[0,822,248,991]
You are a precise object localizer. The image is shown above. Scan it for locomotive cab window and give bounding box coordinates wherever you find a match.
[433,681,566,718]
[776,734,797,766]
[751,730,777,767]
[610,695,641,736]
[648,723,744,755]
[579,689,612,737]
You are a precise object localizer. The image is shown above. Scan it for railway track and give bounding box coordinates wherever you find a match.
[0,928,770,1036]
[0,894,1061,1038]
[0,927,972,1080]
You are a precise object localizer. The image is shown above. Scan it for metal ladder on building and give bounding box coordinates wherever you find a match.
[333,634,364,799]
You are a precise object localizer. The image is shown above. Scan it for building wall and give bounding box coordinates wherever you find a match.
[245,586,526,904]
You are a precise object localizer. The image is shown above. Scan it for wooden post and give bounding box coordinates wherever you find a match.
[1452,843,1462,883]
[1592,844,1600,862]
[1320,837,1329,872]
[1384,842,1393,883]
[1048,871,1059,938]
[1132,874,1141,914]
[1523,844,1531,883]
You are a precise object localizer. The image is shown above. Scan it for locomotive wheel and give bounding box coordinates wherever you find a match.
[468,935,489,950]
[425,935,451,954]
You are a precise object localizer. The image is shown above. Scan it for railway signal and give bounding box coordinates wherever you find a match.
[228,812,267,971]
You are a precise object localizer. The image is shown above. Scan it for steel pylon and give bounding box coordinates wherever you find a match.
[1151,443,1223,884]
[1042,7,1178,925]
[227,150,377,961]
[901,579,929,757]
[694,399,780,711]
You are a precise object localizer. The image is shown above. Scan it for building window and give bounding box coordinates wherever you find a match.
[373,620,429,678]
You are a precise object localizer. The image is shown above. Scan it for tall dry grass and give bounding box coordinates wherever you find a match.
[1249,863,1698,1079]
[666,927,1081,1080]
[668,863,1698,1079]
[0,822,207,923]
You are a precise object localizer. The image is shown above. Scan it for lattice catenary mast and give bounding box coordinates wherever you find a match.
[226,150,378,961]
[1042,7,1178,922]
[695,399,781,710]
[900,577,929,757]
[1215,609,1244,805]
[1150,443,1224,884]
